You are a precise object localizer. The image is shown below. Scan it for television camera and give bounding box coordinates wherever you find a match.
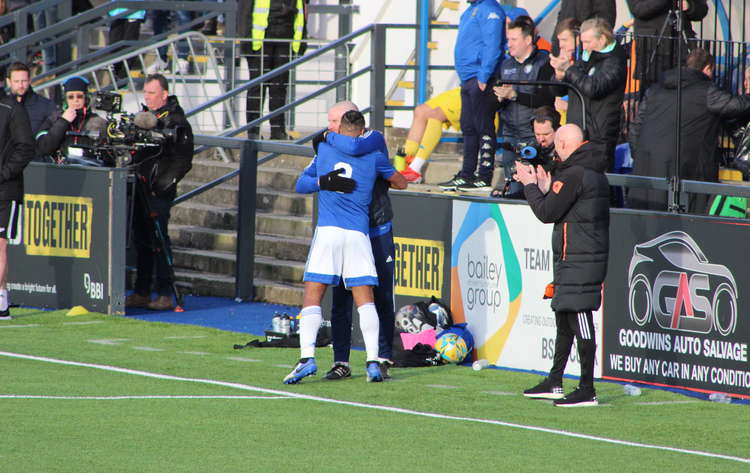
[67,91,186,168]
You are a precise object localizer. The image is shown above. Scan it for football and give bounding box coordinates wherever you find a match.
[434,332,469,363]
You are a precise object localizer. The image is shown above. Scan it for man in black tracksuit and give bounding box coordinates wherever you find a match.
[515,124,609,407]
[0,95,35,320]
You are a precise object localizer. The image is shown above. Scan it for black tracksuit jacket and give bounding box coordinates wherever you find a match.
[523,141,610,312]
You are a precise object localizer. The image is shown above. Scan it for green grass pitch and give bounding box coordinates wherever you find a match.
[1,308,748,472]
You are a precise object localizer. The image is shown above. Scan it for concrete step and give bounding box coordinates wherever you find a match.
[171,201,237,230]
[187,158,239,183]
[257,167,303,193]
[173,248,305,285]
[169,225,310,261]
[253,278,304,306]
[420,152,463,185]
[177,179,313,216]
[174,270,303,306]
[256,234,310,262]
[169,224,236,252]
[256,212,313,239]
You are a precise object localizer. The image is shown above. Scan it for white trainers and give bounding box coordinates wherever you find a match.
[146,56,168,74]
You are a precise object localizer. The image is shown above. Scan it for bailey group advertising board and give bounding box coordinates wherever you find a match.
[602,212,750,398]
[450,200,603,377]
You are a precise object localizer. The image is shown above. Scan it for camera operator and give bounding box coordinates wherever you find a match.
[126,74,194,312]
[35,76,107,164]
[491,106,561,198]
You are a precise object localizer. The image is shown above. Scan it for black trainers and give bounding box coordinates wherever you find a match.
[523,378,564,400]
[0,309,10,320]
[456,178,492,192]
[323,363,352,380]
[554,387,599,407]
[379,360,394,380]
[438,174,472,191]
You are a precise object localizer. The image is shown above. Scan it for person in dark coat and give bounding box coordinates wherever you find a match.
[628,48,750,213]
[0,94,34,320]
[515,123,610,407]
[5,62,58,136]
[626,0,708,90]
[126,74,194,312]
[551,17,626,172]
[557,0,616,35]
[35,76,107,164]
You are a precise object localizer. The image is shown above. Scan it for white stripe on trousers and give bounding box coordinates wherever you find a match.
[578,312,591,340]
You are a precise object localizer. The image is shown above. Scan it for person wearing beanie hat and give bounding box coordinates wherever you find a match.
[35,76,107,164]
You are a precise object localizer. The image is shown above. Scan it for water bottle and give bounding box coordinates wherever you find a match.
[271,313,281,333]
[472,359,489,371]
[623,384,642,396]
[280,316,290,335]
[708,392,732,404]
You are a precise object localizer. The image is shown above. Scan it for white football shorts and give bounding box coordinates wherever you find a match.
[303,226,378,288]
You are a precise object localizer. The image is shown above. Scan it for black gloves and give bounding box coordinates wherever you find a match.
[311,130,328,154]
[319,168,356,193]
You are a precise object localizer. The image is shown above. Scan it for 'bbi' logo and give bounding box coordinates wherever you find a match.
[627,231,738,336]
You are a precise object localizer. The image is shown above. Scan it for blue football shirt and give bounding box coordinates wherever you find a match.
[313,142,395,234]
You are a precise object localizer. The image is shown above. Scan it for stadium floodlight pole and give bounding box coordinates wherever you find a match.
[669,0,684,213]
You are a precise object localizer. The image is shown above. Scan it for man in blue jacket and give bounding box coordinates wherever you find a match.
[440,0,505,192]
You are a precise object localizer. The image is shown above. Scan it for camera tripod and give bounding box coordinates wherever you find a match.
[129,172,184,312]
[645,1,692,84]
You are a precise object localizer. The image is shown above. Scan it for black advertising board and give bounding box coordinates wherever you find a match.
[7,163,128,315]
[390,191,452,308]
[603,210,750,398]
[320,190,453,346]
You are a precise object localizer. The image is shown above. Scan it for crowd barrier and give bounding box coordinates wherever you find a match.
[381,191,748,398]
[7,163,128,315]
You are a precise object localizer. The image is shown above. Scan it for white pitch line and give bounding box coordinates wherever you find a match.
[0,350,747,466]
[132,346,165,352]
[0,324,40,329]
[63,321,104,326]
[164,335,208,340]
[227,357,261,363]
[0,395,291,400]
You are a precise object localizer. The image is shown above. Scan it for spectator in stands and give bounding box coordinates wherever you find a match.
[35,76,107,164]
[628,48,750,213]
[550,17,626,173]
[108,2,146,79]
[626,0,708,92]
[126,74,194,311]
[515,124,609,407]
[300,101,400,380]
[439,0,504,192]
[492,15,557,198]
[557,0,616,30]
[394,6,529,184]
[6,62,57,136]
[0,86,35,321]
[238,0,309,140]
[532,105,562,163]
[551,18,582,123]
[555,0,615,53]
[394,87,461,184]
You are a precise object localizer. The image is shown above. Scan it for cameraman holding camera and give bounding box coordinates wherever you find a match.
[125,74,194,311]
[35,76,107,164]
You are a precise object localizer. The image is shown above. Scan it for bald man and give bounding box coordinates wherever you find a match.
[514,123,609,407]
[301,101,401,381]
